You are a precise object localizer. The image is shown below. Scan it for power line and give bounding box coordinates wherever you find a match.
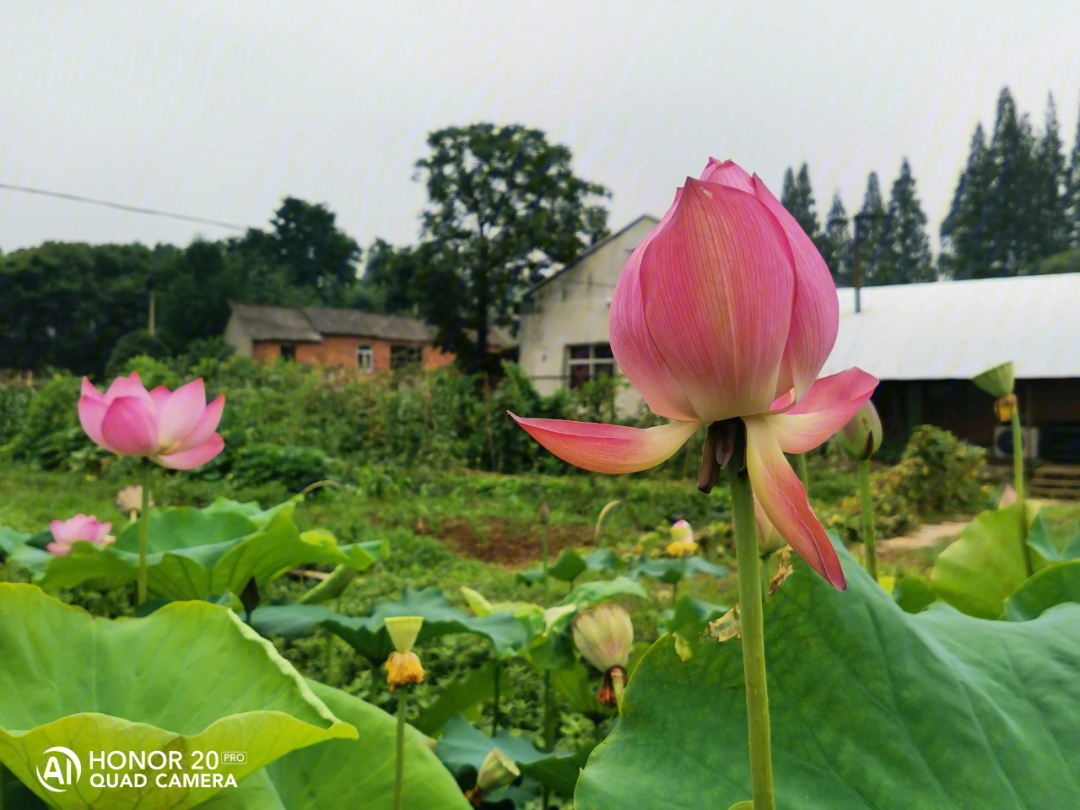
[0,182,247,232]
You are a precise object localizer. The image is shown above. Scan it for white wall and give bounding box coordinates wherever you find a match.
[223,315,253,358]
[518,216,657,417]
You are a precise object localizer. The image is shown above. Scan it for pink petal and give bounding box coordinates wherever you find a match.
[616,178,794,423]
[155,433,224,470]
[50,518,77,545]
[173,394,225,453]
[751,175,839,402]
[100,396,160,456]
[78,378,109,448]
[744,415,846,589]
[149,386,171,412]
[508,413,701,474]
[999,483,1017,508]
[767,368,878,454]
[157,379,207,449]
[46,540,73,557]
[104,372,153,404]
[698,158,755,193]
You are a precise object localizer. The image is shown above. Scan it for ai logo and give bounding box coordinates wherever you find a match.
[36,746,82,793]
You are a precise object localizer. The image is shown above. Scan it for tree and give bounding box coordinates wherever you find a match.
[819,192,853,286]
[368,124,610,371]
[1065,92,1080,248]
[780,163,822,247]
[1032,94,1069,259]
[873,159,934,284]
[237,197,360,303]
[940,124,992,278]
[856,172,888,284]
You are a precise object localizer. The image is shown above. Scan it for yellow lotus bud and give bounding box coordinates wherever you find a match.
[972,361,1014,398]
[384,616,423,653]
[835,401,883,460]
[572,603,633,674]
[386,650,425,690]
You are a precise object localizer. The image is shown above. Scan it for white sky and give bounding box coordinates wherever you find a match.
[1,0,1078,254]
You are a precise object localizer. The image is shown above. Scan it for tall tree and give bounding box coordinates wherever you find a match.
[780,163,822,247]
[367,124,610,371]
[940,124,992,278]
[873,159,934,284]
[856,172,888,284]
[1032,94,1069,259]
[1066,92,1080,248]
[819,191,853,286]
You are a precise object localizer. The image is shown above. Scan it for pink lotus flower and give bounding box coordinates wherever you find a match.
[510,159,877,589]
[47,514,115,556]
[79,372,225,470]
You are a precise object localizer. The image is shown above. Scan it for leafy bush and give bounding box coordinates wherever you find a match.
[822,425,987,541]
[6,375,109,473]
[230,442,334,491]
[0,383,33,446]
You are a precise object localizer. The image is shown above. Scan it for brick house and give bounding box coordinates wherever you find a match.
[224,303,456,371]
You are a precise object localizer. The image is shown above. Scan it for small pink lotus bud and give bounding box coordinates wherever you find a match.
[572,604,633,674]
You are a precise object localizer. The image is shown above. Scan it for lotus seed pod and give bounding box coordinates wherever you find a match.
[972,361,1014,398]
[572,603,633,673]
[386,650,425,690]
[384,615,424,653]
[476,747,520,792]
[835,401,883,460]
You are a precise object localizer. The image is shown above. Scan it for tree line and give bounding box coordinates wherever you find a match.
[782,86,1080,286]
[2,87,1079,378]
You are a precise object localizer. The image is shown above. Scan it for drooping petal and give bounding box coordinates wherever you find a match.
[78,378,109,448]
[100,396,160,456]
[157,378,207,449]
[609,189,699,422]
[744,415,846,589]
[155,433,224,470]
[766,368,877,454]
[698,158,755,193]
[751,175,839,402]
[104,372,153,404]
[172,394,225,453]
[508,413,702,474]
[626,178,795,422]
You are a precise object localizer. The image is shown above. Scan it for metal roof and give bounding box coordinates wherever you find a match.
[820,273,1080,381]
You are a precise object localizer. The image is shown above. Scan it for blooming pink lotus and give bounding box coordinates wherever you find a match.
[47,514,115,556]
[79,372,225,470]
[511,159,877,589]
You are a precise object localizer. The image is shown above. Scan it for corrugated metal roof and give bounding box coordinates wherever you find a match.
[820,274,1080,381]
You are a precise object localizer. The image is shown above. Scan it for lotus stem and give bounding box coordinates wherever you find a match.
[542,670,555,810]
[492,657,501,736]
[729,466,775,810]
[611,666,626,714]
[541,521,550,609]
[795,452,810,495]
[394,688,407,810]
[857,460,877,581]
[1011,409,1033,577]
[137,462,151,606]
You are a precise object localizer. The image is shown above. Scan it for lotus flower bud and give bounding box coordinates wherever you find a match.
[835,401,882,460]
[665,519,698,558]
[384,616,423,653]
[573,604,633,707]
[47,514,116,556]
[476,748,519,793]
[538,500,550,524]
[972,361,1014,398]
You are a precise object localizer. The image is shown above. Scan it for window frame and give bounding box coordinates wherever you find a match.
[566,343,615,389]
[357,344,374,372]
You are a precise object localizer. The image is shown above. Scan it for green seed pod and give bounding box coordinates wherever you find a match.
[972,361,1014,398]
[476,747,520,792]
[384,616,424,653]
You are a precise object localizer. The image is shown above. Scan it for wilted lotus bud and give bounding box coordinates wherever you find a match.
[972,361,1014,398]
[384,616,425,690]
[115,485,150,517]
[466,747,521,805]
[666,520,698,557]
[572,604,633,707]
[835,401,882,461]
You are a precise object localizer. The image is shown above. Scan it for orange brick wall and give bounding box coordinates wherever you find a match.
[422,344,455,369]
[251,338,454,370]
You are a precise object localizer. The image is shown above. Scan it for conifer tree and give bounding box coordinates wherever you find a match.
[820,192,853,285]
[856,172,888,284]
[1032,94,1069,260]
[874,159,934,284]
[940,124,992,278]
[781,163,822,246]
[1067,92,1080,248]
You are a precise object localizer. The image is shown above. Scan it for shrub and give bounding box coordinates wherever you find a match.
[0,383,34,446]
[229,443,334,491]
[6,375,108,472]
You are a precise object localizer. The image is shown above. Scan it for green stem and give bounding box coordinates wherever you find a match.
[729,467,775,810]
[542,670,554,810]
[137,463,152,606]
[857,460,877,581]
[795,452,810,495]
[492,657,501,736]
[1011,409,1033,577]
[611,667,626,714]
[394,689,407,810]
[541,521,550,609]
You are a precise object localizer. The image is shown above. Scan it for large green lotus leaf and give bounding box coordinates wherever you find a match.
[664,593,728,636]
[414,660,509,737]
[930,504,1030,618]
[0,524,32,555]
[252,588,529,664]
[516,549,588,585]
[627,556,728,584]
[113,506,261,552]
[1005,560,1080,621]
[576,539,1080,809]
[200,496,300,529]
[199,680,469,810]
[0,584,356,810]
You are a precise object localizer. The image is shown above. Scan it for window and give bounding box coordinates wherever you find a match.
[280,344,296,362]
[566,343,615,389]
[357,344,374,372]
[390,345,422,369]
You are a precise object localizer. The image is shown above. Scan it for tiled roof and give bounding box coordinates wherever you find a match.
[228,303,322,342]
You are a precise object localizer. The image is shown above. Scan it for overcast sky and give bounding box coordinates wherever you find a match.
[1,1,1078,255]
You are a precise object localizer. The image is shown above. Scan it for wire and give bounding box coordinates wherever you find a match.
[0,182,246,231]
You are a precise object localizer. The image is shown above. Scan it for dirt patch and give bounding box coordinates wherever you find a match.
[418,517,595,566]
[879,522,968,552]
